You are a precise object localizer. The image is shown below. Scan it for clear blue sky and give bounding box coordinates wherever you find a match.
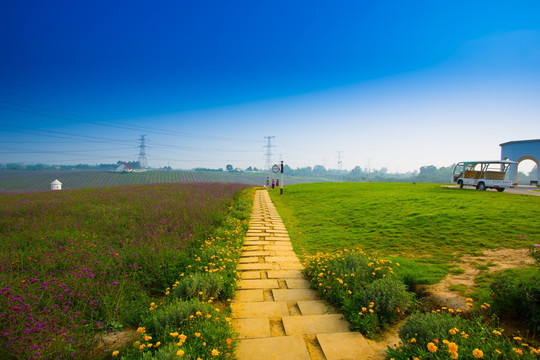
[1,1,539,172]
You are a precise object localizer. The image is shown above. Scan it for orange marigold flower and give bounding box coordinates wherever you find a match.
[176,349,185,356]
[226,338,232,344]
[472,348,484,358]
[112,351,119,356]
[211,349,219,356]
[427,342,438,353]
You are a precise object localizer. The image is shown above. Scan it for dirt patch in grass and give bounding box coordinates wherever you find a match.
[93,329,139,356]
[417,247,535,310]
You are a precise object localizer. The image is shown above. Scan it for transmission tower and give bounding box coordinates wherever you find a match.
[138,135,149,169]
[337,151,343,182]
[263,136,275,172]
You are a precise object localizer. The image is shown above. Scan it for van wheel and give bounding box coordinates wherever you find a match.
[497,188,505,192]
[458,180,464,188]
[477,182,486,191]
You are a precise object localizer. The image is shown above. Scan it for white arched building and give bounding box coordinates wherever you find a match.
[500,139,540,186]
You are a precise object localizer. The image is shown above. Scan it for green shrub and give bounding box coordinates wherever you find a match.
[143,299,212,336]
[398,311,467,346]
[490,267,540,333]
[172,273,226,301]
[343,277,413,336]
[304,248,412,337]
[388,311,540,359]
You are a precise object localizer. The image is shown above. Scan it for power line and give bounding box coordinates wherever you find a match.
[0,100,260,143]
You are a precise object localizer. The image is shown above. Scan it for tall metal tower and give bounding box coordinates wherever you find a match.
[263,136,275,171]
[138,135,149,169]
[337,151,343,182]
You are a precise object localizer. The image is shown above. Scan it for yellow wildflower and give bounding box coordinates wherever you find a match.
[176,349,184,356]
[492,330,502,336]
[211,349,219,356]
[410,338,417,343]
[514,336,522,341]
[143,335,152,341]
[170,332,179,338]
[137,327,146,333]
[112,351,119,356]
[195,332,201,337]
[514,348,523,355]
[427,342,438,353]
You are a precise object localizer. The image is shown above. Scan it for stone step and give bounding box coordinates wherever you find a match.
[267,270,304,279]
[238,279,279,289]
[297,300,339,316]
[272,289,319,301]
[232,301,290,318]
[282,314,349,335]
[317,332,375,360]
[232,317,271,339]
[236,335,311,360]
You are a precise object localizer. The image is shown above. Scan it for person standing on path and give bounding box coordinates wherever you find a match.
[266,177,270,189]
[271,178,275,189]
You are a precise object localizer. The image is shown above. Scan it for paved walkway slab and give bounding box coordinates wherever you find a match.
[267,270,304,279]
[272,289,320,301]
[297,301,338,316]
[282,314,350,335]
[238,279,279,289]
[236,335,311,360]
[240,271,261,279]
[285,279,312,289]
[317,332,375,360]
[234,290,264,302]
[232,318,271,339]
[232,301,290,318]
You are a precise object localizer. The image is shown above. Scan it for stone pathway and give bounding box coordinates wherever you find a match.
[232,190,375,360]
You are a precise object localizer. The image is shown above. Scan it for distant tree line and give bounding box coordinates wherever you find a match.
[1,162,537,185]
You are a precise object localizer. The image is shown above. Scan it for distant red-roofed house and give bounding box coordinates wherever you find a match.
[115,162,133,173]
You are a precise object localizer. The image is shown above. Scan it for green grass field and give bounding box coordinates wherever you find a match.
[269,183,539,283]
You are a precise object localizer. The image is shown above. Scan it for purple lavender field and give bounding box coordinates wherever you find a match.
[0,183,249,359]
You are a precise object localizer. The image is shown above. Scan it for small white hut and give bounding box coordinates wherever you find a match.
[50,179,62,191]
[115,162,133,173]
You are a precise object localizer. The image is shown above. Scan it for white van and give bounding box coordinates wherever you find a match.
[452,160,517,192]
